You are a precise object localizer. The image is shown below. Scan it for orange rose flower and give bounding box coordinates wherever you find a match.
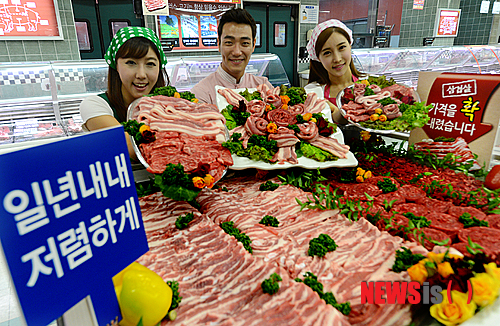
[280,95,290,105]
[203,174,215,189]
[192,176,205,189]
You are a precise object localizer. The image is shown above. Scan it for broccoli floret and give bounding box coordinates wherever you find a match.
[261,273,282,295]
[166,280,182,312]
[259,215,279,227]
[151,85,177,97]
[175,213,194,230]
[308,234,337,257]
[248,135,278,153]
[220,221,253,253]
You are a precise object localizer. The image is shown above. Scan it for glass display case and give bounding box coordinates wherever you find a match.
[352,45,500,88]
[0,53,289,152]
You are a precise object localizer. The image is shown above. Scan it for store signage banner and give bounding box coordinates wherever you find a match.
[0,0,63,40]
[434,9,461,37]
[411,72,500,168]
[413,0,425,10]
[158,0,237,50]
[300,5,319,24]
[0,126,149,326]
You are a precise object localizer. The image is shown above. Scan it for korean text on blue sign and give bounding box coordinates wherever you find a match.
[0,126,149,326]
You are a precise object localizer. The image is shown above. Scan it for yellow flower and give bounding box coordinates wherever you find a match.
[437,262,454,278]
[266,122,278,133]
[310,117,317,123]
[281,104,289,110]
[408,262,428,284]
[359,79,370,86]
[370,114,379,121]
[356,167,365,176]
[192,98,199,103]
[265,104,272,111]
[360,131,371,142]
[356,175,364,183]
[192,176,205,189]
[470,273,500,307]
[484,263,500,287]
[428,252,445,264]
[173,92,181,98]
[430,290,476,326]
[363,171,372,179]
[374,108,383,115]
[303,113,312,121]
[378,114,388,122]
[139,124,150,133]
[280,95,290,105]
[203,174,215,189]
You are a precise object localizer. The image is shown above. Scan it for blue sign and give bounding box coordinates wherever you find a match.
[0,126,149,326]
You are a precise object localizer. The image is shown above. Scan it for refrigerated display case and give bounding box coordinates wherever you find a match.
[0,53,289,151]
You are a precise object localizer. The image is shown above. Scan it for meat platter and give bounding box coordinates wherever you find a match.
[127,95,231,183]
[336,78,430,137]
[215,85,358,170]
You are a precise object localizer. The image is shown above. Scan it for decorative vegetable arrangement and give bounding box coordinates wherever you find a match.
[340,75,432,132]
[392,247,500,326]
[220,85,347,165]
[153,163,214,202]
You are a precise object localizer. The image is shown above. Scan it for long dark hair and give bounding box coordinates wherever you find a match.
[308,27,364,85]
[107,37,170,122]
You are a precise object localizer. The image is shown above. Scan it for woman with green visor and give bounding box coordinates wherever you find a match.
[79,26,169,160]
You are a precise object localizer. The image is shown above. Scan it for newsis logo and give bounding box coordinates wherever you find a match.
[361,280,473,304]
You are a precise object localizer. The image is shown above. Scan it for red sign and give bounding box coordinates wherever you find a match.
[0,0,62,39]
[424,73,495,143]
[435,9,460,37]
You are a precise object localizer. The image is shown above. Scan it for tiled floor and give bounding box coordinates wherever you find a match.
[0,252,56,326]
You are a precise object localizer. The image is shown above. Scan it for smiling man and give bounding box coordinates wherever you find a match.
[191,8,273,105]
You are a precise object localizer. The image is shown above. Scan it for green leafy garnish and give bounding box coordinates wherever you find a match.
[277,168,327,192]
[175,213,194,230]
[459,212,489,228]
[364,87,375,96]
[220,221,253,253]
[300,141,339,162]
[221,107,237,130]
[154,163,201,202]
[280,85,306,106]
[377,97,397,106]
[401,212,431,228]
[308,234,338,257]
[150,85,177,97]
[295,272,351,315]
[239,88,262,101]
[392,247,425,273]
[377,178,398,193]
[166,280,182,312]
[259,180,280,191]
[259,215,279,227]
[261,273,282,295]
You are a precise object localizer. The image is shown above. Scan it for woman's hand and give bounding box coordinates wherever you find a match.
[326,100,348,125]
